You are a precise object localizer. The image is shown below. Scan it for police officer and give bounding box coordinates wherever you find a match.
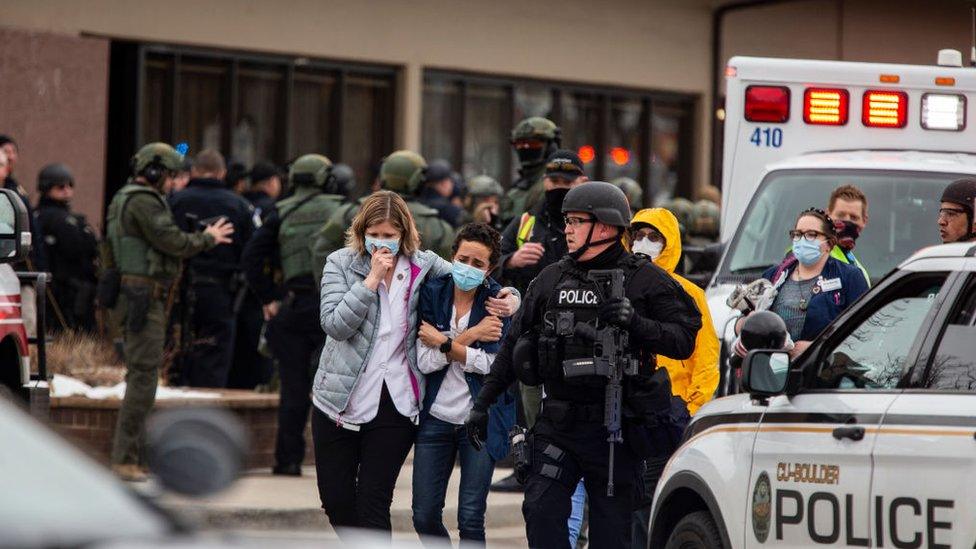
[241,153,345,476]
[418,159,465,227]
[0,134,47,270]
[502,117,562,223]
[243,161,283,222]
[331,162,357,203]
[938,178,976,244]
[34,163,99,333]
[610,176,644,215]
[169,149,256,388]
[105,142,234,481]
[311,150,455,273]
[463,174,505,231]
[465,182,701,548]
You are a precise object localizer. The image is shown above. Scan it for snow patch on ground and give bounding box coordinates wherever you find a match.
[50,374,219,400]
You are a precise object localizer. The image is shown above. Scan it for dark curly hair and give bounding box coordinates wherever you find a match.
[796,207,837,243]
[452,222,502,266]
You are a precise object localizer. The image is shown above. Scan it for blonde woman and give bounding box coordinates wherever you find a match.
[312,190,519,536]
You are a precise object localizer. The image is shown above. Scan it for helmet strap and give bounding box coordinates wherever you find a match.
[569,224,620,260]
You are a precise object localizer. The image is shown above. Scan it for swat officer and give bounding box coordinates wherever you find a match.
[34,163,99,333]
[241,153,345,476]
[331,162,357,203]
[938,178,976,244]
[169,149,256,388]
[465,182,701,548]
[105,142,234,481]
[463,174,505,230]
[243,161,283,222]
[501,117,562,223]
[610,176,644,215]
[311,150,455,275]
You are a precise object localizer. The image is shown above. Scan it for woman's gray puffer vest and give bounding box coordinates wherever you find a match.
[313,247,452,418]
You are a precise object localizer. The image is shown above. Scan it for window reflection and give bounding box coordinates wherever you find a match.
[463,84,510,183]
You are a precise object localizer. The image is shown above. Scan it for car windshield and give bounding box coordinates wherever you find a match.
[0,398,170,547]
[718,169,953,283]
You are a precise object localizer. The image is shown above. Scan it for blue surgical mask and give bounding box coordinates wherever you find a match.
[452,260,487,291]
[792,237,823,266]
[365,236,400,256]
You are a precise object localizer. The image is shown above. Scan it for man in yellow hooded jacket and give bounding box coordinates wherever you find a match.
[629,207,721,547]
[631,207,719,414]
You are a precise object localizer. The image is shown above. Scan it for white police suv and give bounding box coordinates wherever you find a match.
[650,242,976,549]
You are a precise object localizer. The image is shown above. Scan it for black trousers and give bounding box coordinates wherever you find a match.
[312,384,417,537]
[265,291,324,467]
[523,414,639,549]
[183,282,236,388]
[227,290,273,389]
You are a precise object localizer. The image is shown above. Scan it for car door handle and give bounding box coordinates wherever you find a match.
[832,426,865,441]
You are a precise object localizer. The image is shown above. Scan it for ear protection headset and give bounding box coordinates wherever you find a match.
[130,154,167,185]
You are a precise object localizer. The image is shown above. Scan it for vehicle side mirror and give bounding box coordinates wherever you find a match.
[147,407,249,497]
[0,188,30,264]
[741,349,790,401]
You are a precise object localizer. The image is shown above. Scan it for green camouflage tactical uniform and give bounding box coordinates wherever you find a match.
[311,150,454,280]
[502,117,560,223]
[107,143,216,466]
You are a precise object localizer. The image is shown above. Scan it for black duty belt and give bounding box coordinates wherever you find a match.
[541,398,603,423]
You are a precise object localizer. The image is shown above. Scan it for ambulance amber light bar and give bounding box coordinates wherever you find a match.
[921,93,966,131]
[803,88,849,125]
[745,86,790,123]
[862,90,908,128]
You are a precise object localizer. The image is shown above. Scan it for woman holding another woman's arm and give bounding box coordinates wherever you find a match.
[411,223,515,546]
[311,192,519,538]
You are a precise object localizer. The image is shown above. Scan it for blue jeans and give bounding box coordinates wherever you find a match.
[568,480,586,547]
[412,415,496,545]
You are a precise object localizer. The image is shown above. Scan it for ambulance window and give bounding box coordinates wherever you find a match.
[924,277,976,391]
[816,274,948,390]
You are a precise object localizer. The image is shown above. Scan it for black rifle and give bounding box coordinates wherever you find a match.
[561,268,638,497]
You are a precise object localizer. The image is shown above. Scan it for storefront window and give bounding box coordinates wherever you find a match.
[607,97,642,185]
[422,78,461,170]
[463,84,510,182]
[139,48,394,187]
[561,92,601,180]
[651,102,689,204]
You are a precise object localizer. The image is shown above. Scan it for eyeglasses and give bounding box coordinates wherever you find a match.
[632,229,664,243]
[564,215,594,228]
[789,229,828,242]
[938,207,967,220]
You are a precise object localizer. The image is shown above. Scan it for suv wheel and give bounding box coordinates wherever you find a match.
[665,510,724,549]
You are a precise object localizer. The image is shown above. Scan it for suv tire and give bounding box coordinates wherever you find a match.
[665,510,724,549]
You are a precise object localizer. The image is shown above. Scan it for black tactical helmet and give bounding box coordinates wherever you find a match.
[330,163,356,197]
[740,311,789,351]
[941,178,976,216]
[38,163,74,193]
[561,181,632,228]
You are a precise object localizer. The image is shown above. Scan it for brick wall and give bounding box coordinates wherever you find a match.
[50,390,314,469]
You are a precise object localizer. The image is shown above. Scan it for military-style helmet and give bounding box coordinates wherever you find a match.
[38,163,74,193]
[511,117,561,169]
[331,163,356,197]
[467,175,504,198]
[740,311,789,351]
[663,197,695,236]
[610,177,643,210]
[562,181,632,228]
[380,150,428,195]
[289,154,334,189]
[942,179,976,215]
[131,142,184,184]
[690,199,720,239]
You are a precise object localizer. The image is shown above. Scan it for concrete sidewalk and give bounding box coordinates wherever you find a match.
[159,461,528,547]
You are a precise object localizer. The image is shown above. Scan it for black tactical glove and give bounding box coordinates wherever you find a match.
[600,297,635,328]
[465,406,489,451]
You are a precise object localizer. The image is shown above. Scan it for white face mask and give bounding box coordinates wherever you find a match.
[632,238,664,260]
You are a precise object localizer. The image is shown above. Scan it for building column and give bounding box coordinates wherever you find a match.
[398,61,423,152]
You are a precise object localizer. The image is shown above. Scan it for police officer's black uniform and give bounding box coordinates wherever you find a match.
[467,182,702,549]
[169,177,255,387]
[495,189,569,293]
[34,164,98,332]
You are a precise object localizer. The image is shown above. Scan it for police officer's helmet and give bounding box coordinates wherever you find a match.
[467,175,504,198]
[131,142,184,185]
[380,150,427,196]
[38,163,74,193]
[690,199,720,239]
[663,197,695,237]
[289,154,334,189]
[561,181,632,228]
[510,117,562,169]
[941,178,976,223]
[740,311,789,351]
[610,177,643,210]
[331,163,357,197]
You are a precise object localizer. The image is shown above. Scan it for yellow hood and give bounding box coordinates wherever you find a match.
[631,207,681,274]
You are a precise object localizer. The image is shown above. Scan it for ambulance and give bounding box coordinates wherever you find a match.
[706,52,976,394]
[649,240,976,548]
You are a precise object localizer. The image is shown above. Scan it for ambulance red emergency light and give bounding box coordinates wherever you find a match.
[707,51,976,393]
